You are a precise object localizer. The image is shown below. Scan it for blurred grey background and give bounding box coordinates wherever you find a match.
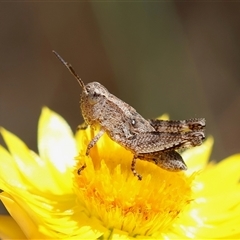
[0,3,240,214]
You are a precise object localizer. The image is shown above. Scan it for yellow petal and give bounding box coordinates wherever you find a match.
[0,215,26,239]
[0,128,66,195]
[0,191,88,239]
[157,114,169,120]
[38,107,77,170]
[209,153,240,186]
[197,154,240,196]
[183,136,213,175]
[0,192,46,239]
[38,107,78,193]
[172,153,240,239]
[0,145,26,191]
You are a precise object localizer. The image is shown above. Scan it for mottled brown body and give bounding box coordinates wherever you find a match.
[53,51,206,180]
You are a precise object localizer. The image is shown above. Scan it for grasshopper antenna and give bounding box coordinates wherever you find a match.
[52,50,86,91]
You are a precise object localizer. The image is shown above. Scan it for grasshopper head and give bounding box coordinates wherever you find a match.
[83,82,109,105]
[79,82,109,125]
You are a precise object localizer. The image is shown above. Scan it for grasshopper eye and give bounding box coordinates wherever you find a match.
[86,85,91,93]
[131,119,136,126]
[93,90,100,97]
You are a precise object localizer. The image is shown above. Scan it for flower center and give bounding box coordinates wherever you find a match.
[74,130,193,237]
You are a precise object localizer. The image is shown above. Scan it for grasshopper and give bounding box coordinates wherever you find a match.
[53,51,205,180]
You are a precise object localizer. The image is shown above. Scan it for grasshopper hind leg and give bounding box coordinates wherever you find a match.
[136,150,187,179]
[154,151,187,171]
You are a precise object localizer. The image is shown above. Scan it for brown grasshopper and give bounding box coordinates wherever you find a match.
[53,51,205,180]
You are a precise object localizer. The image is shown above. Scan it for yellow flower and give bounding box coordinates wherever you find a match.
[0,107,239,239]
